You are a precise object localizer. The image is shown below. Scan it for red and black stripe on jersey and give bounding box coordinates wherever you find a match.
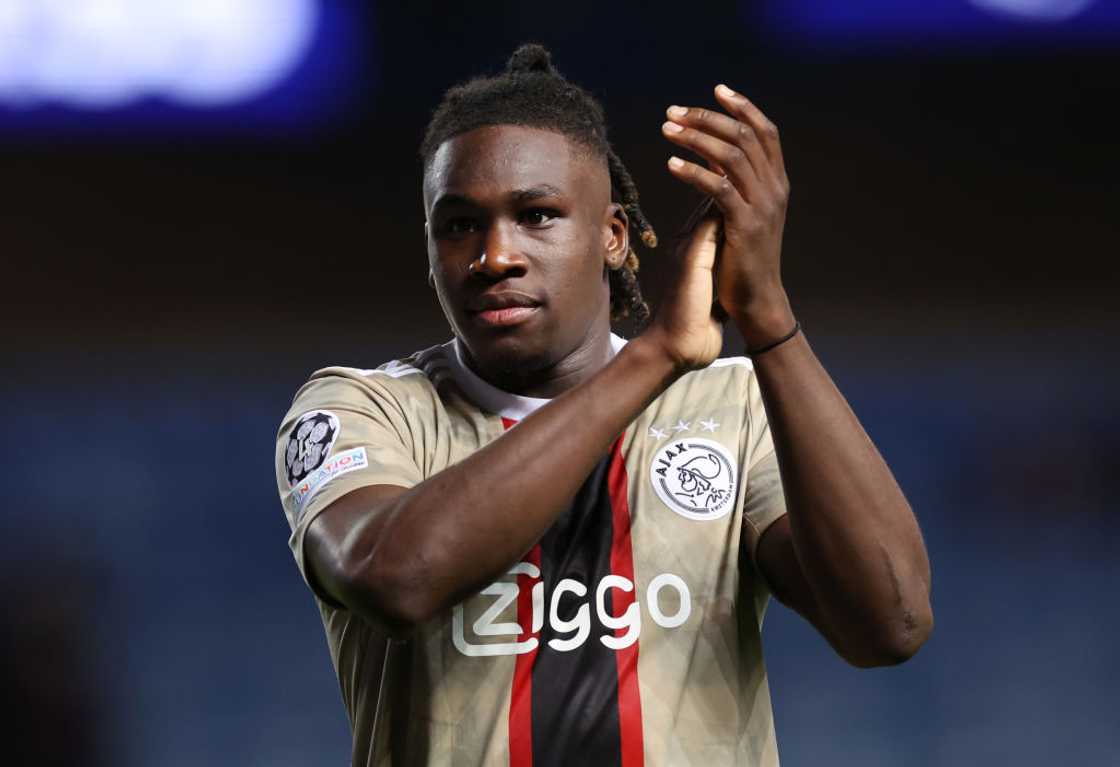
[506,417,644,767]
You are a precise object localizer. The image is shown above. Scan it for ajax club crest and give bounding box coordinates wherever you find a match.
[651,438,737,521]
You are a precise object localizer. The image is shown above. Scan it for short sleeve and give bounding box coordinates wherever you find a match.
[740,369,787,562]
[274,371,424,600]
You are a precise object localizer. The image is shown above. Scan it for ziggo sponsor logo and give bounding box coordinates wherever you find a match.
[453,562,691,657]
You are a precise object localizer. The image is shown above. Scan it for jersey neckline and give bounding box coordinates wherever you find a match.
[445,334,629,421]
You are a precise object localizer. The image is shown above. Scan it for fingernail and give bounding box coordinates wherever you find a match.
[667,105,687,118]
[668,156,684,169]
[716,84,736,98]
[662,121,683,134]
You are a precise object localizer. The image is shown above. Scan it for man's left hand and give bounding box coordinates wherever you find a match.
[662,84,795,348]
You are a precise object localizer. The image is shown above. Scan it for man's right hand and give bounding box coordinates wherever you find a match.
[641,216,725,372]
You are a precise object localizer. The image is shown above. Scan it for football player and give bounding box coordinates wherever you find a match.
[276,44,932,767]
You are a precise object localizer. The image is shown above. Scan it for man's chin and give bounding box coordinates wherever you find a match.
[462,333,553,385]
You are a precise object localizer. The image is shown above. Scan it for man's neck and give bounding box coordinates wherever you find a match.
[464,324,618,400]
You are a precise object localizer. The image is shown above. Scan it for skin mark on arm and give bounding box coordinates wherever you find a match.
[881,542,919,639]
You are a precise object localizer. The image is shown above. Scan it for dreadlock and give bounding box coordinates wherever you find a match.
[419,43,657,328]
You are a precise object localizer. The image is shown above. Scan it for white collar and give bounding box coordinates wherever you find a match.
[445,333,628,421]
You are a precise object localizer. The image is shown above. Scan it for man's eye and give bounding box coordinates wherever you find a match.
[520,208,556,227]
[445,218,479,234]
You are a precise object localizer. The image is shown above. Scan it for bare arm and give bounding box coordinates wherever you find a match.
[662,84,932,666]
[304,221,726,635]
[306,339,675,634]
[749,330,932,666]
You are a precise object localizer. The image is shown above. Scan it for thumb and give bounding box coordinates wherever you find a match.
[681,216,721,274]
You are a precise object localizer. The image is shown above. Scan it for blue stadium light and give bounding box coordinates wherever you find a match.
[970,0,1096,22]
[0,0,319,109]
[753,0,1120,48]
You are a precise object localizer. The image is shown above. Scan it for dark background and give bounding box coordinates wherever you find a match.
[4,1,1118,764]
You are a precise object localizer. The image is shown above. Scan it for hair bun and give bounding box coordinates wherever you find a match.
[505,43,554,75]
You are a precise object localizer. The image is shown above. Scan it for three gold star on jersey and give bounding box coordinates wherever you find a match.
[648,417,720,440]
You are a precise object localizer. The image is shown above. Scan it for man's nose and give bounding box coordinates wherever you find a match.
[471,223,527,279]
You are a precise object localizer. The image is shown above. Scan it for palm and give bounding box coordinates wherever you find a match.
[651,218,724,370]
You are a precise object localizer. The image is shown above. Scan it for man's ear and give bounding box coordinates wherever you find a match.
[604,202,629,270]
[424,221,436,289]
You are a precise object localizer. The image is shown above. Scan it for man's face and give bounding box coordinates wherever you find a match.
[423,125,627,380]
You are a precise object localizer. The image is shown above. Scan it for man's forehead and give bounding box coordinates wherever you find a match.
[423,125,608,204]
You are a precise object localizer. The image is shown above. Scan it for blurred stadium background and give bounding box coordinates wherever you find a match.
[3,1,1117,764]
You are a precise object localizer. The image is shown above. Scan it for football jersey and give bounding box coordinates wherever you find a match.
[274,333,788,767]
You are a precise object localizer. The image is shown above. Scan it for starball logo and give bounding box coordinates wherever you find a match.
[452,563,692,657]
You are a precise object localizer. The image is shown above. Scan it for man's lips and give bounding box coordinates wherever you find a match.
[465,291,543,328]
[466,290,541,312]
[474,306,540,327]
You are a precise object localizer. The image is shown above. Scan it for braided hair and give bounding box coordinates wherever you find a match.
[419,43,657,327]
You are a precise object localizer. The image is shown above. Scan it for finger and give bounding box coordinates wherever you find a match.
[676,195,718,243]
[677,217,730,325]
[667,155,750,225]
[681,216,721,273]
[666,104,772,185]
[662,118,762,204]
[713,85,786,177]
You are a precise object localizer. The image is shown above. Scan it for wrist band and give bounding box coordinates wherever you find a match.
[744,320,801,357]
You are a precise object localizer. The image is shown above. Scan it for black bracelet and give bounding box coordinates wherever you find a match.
[745,320,801,357]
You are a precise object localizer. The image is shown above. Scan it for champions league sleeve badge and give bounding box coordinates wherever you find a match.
[650,438,738,521]
[285,410,341,487]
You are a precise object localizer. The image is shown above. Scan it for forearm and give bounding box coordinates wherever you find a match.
[741,306,933,658]
[348,336,679,624]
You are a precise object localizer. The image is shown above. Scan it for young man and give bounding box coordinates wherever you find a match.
[275,44,932,766]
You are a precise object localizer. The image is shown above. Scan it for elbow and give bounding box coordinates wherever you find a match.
[842,602,934,668]
[333,552,442,639]
[304,493,445,638]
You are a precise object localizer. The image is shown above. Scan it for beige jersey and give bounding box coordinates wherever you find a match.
[275,334,788,767]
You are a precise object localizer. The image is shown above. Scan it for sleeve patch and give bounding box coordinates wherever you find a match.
[290,446,369,510]
[284,410,341,486]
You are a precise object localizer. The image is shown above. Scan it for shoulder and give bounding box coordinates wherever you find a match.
[294,341,456,404]
[667,355,756,397]
[276,342,465,440]
[635,354,762,451]
[703,355,755,376]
